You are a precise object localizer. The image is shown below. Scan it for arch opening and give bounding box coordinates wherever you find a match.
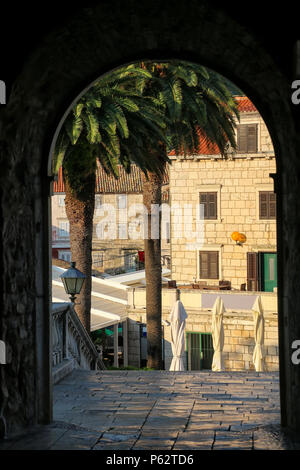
[49,59,280,432]
[2,1,299,440]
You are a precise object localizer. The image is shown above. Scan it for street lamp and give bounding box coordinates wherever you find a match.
[60,261,86,304]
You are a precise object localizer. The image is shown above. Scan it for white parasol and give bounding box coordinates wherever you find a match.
[252,295,265,372]
[169,300,188,371]
[211,296,225,371]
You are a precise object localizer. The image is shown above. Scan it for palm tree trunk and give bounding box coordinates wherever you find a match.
[63,165,95,333]
[142,168,163,370]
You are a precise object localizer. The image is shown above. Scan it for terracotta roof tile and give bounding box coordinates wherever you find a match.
[235,96,257,113]
[53,163,169,197]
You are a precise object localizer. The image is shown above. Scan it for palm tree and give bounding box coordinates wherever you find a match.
[53,69,169,332]
[131,61,239,369]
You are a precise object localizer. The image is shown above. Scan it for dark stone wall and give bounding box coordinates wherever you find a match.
[0,0,300,436]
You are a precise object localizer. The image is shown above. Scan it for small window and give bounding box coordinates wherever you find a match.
[199,192,217,220]
[95,195,103,209]
[58,195,65,207]
[124,251,137,272]
[237,124,258,153]
[259,191,276,219]
[199,251,219,279]
[58,220,69,238]
[117,194,127,209]
[118,222,127,239]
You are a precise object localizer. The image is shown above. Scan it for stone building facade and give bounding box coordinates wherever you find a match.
[52,164,170,275]
[169,97,277,291]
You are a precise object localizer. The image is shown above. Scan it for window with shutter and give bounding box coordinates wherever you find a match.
[237,124,258,153]
[247,252,258,291]
[259,191,276,219]
[199,192,217,219]
[199,251,219,279]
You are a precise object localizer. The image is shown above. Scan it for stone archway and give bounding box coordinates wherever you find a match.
[0,1,299,437]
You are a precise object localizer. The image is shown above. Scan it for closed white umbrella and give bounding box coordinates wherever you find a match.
[211,296,225,372]
[169,300,188,371]
[252,295,265,372]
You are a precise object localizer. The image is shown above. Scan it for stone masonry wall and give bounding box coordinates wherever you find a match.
[170,155,276,287]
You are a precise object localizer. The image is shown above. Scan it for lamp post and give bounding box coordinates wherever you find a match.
[60,261,86,304]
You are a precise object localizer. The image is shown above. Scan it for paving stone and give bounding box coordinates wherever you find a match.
[93,441,135,450]
[187,421,229,431]
[177,430,215,441]
[140,429,179,439]
[174,442,213,450]
[213,441,253,450]
[101,431,140,441]
[49,429,100,450]
[2,370,296,450]
[133,438,175,450]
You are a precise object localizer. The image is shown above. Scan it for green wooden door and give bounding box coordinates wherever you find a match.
[186,332,214,370]
[263,253,277,292]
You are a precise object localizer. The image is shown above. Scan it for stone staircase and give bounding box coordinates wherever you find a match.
[52,303,105,384]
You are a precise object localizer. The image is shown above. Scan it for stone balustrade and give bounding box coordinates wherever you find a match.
[52,302,105,383]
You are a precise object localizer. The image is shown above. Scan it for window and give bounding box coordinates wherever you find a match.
[118,222,127,239]
[259,191,276,219]
[186,332,214,370]
[124,251,136,272]
[58,220,69,238]
[58,195,65,207]
[237,124,258,153]
[199,192,217,220]
[117,194,127,209]
[247,252,258,291]
[199,251,219,279]
[95,195,103,209]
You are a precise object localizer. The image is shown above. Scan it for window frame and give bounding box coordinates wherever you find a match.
[237,123,258,153]
[199,191,218,220]
[197,185,222,223]
[95,194,103,209]
[117,194,127,210]
[117,222,127,240]
[198,249,220,280]
[58,219,70,239]
[259,190,276,220]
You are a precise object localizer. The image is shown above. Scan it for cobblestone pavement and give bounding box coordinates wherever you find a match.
[1,369,300,451]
